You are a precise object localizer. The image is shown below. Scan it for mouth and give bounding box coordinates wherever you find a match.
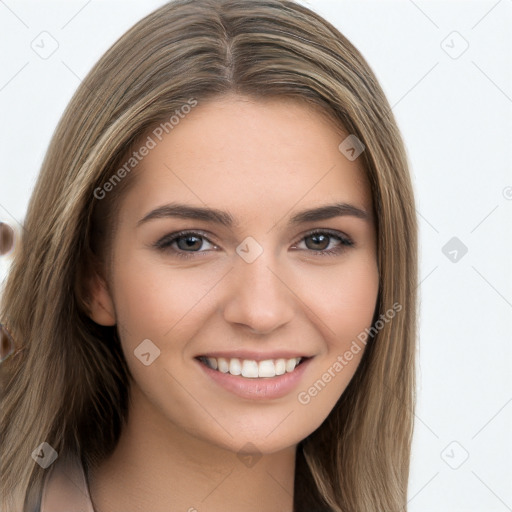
[196,355,309,379]
[195,353,313,400]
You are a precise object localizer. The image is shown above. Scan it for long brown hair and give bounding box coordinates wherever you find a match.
[0,1,418,510]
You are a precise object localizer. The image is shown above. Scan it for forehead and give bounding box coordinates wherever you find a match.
[121,95,372,225]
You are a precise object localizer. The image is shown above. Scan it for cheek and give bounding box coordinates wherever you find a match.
[299,257,379,392]
[110,251,212,343]
[333,264,379,339]
[302,256,379,346]
[293,259,378,413]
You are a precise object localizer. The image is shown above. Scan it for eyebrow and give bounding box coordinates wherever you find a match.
[137,201,369,229]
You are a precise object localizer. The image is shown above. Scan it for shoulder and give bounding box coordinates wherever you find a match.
[39,453,95,512]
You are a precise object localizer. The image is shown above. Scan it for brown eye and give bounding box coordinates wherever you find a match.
[294,229,354,256]
[175,234,204,251]
[304,233,331,251]
[153,230,216,259]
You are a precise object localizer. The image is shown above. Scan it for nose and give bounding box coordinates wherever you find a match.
[222,249,296,335]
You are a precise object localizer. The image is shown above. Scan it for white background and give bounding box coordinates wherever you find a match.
[1,1,511,510]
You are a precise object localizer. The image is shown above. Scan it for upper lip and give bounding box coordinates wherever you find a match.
[196,350,313,362]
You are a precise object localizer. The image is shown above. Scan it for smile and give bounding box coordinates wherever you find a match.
[197,356,305,378]
[195,353,312,400]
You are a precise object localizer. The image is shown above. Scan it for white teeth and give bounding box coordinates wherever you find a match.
[229,358,242,375]
[201,356,303,378]
[217,357,229,373]
[275,359,286,375]
[206,357,218,370]
[258,360,276,378]
[286,358,298,373]
[242,360,259,378]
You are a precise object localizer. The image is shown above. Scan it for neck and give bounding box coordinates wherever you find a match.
[87,385,296,512]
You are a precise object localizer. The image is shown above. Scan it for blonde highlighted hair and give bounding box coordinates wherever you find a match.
[0,1,418,510]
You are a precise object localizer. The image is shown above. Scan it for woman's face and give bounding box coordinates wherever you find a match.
[91,94,379,455]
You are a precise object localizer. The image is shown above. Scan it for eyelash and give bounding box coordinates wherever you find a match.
[152,229,354,260]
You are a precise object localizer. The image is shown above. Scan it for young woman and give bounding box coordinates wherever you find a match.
[0,1,418,511]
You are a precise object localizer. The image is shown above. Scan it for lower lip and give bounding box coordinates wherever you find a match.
[196,358,312,400]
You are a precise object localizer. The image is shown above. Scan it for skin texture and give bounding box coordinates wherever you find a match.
[87,94,379,512]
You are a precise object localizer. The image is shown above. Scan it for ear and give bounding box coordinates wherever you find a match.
[86,272,116,326]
